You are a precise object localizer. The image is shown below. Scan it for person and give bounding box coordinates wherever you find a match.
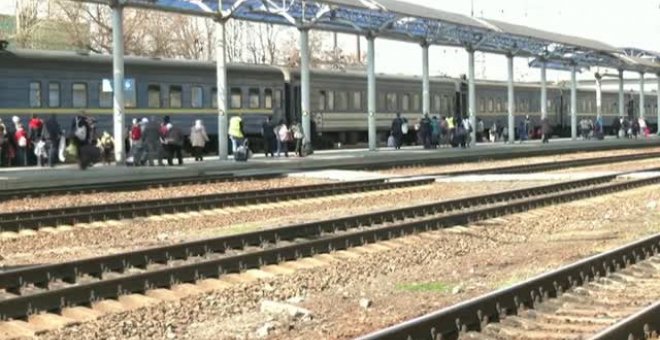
[261,117,276,157]
[28,115,43,165]
[142,117,163,166]
[291,121,304,157]
[390,113,404,150]
[420,114,432,149]
[228,115,244,153]
[70,115,95,170]
[541,117,552,144]
[461,116,472,148]
[14,123,28,166]
[159,116,171,164]
[439,116,449,147]
[612,117,621,138]
[476,118,485,143]
[41,114,61,167]
[490,121,498,143]
[164,123,183,165]
[638,117,648,137]
[430,116,440,148]
[98,131,114,165]
[0,119,5,166]
[518,120,528,143]
[275,120,290,157]
[190,119,209,161]
[129,119,143,165]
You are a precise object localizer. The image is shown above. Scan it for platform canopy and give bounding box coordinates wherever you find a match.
[75,0,655,68]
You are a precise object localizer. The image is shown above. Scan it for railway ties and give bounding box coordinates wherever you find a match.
[0,178,434,233]
[358,236,660,340]
[0,171,660,321]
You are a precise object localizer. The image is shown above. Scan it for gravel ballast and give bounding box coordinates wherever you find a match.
[24,183,660,340]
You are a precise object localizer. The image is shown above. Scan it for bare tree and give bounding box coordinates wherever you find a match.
[14,0,41,48]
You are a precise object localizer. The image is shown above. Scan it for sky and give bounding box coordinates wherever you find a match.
[1,0,658,89]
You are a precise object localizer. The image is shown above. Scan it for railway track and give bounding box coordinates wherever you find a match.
[1,148,658,201]
[0,171,659,320]
[0,172,283,201]
[0,178,434,233]
[359,234,660,340]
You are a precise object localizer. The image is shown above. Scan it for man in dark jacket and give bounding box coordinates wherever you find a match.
[390,113,403,150]
[165,123,184,166]
[261,117,276,157]
[420,114,432,149]
[42,115,61,167]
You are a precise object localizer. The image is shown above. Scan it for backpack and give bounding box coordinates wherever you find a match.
[130,126,142,141]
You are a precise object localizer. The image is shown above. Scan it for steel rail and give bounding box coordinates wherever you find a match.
[1,143,658,200]
[0,178,434,232]
[358,234,660,340]
[435,151,660,177]
[0,172,657,320]
[589,300,660,340]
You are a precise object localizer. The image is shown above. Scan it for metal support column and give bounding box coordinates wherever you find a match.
[595,72,602,117]
[367,34,377,151]
[111,3,125,164]
[639,72,645,119]
[618,69,625,118]
[421,42,430,115]
[467,49,476,143]
[215,13,228,160]
[299,28,311,143]
[570,65,578,140]
[540,61,547,120]
[507,54,515,143]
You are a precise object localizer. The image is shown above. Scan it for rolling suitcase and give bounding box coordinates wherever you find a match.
[234,139,249,162]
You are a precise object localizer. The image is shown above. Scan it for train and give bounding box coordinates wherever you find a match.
[0,48,657,151]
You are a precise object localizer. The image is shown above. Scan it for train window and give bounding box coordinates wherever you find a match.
[99,84,112,108]
[413,94,421,112]
[72,83,87,108]
[248,88,260,109]
[378,93,386,111]
[125,81,136,108]
[433,95,441,112]
[192,86,203,108]
[318,91,326,110]
[401,94,410,112]
[274,90,283,109]
[446,96,453,114]
[326,91,335,111]
[230,88,242,109]
[48,83,60,108]
[148,85,161,108]
[496,98,502,112]
[478,98,485,112]
[29,82,41,108]
[169,86,182,108]
[386,93,397,111]
[263,89,273,109]
[487,98,494,113]
[352,92,361,111]
[212,88,217,108]
[336,91,348,111]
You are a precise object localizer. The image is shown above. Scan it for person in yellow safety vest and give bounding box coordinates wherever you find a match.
[228,115,245,153]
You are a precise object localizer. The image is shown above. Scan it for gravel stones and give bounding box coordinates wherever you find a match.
[259,300,313,320]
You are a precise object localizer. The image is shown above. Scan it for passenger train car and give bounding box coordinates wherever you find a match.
[0,49,657,151]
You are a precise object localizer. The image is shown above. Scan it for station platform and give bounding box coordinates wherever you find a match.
[0,136,658,191]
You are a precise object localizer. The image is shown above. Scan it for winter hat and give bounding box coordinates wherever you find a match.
[12,116,20,124]
[141,117,149,124]
[132,118,138,125]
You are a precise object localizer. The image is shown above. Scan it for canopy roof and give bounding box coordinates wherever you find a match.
[76,0,660,73]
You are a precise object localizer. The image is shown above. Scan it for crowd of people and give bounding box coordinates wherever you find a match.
[0,112,655,170]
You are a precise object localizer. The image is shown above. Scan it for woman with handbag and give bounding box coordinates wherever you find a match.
[291,121,304,157]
